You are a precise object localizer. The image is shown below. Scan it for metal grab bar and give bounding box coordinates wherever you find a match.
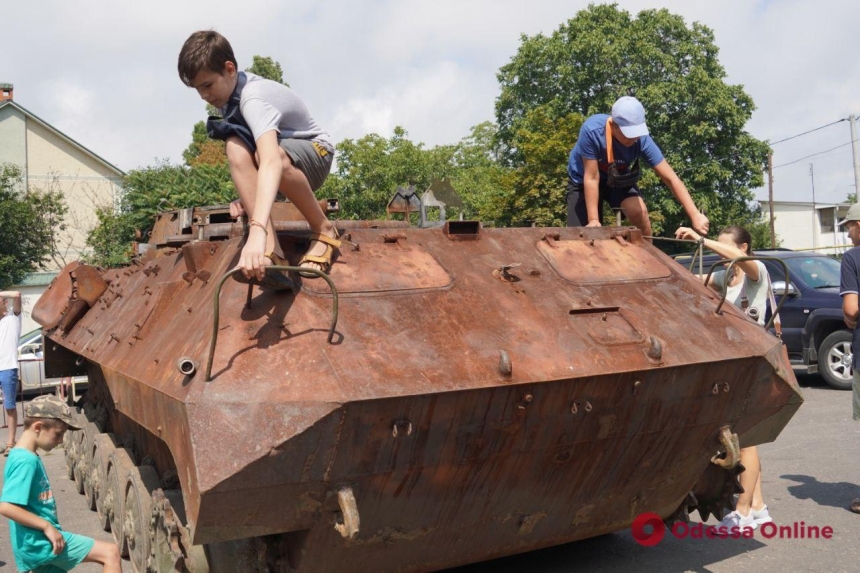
[703,256,791,332]
[643,235,706,276]
[205,266,340,382]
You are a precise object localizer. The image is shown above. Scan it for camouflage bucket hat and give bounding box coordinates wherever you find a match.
[25,395,81,430]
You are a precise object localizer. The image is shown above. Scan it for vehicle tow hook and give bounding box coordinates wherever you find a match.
[710,426,741,469]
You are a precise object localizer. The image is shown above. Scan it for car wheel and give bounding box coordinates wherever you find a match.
[818,330,854,390]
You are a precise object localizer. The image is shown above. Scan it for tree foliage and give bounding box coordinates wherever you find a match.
[0,164,68,287]
[495,3,770,236]
[247,55,288,85]
[320,125,513,223]
[505,106,584,226]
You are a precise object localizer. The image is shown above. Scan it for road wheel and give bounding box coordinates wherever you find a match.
[93,433,117,531]
[151,489,210,573]
[82,422,101,510]
[819,330,854,390]
[123,464,161,573]
[63,429,77,480]
[107,447,134,557]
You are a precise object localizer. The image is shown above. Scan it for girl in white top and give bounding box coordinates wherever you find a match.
[675,225,774,532]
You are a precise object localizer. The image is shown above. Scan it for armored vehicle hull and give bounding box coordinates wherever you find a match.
[34,207,801,572]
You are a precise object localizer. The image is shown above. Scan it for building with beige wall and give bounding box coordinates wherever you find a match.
[0,83,125,332]
[0,83,125,268]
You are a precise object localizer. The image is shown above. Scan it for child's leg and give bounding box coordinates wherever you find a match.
[273,147,336,270]
[81,539,121,572]
[620,195,653,238]
[225,136,282,258]
[735,446,760,515]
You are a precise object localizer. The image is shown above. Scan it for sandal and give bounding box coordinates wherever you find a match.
[298,231,342,278]
[850,498,860,514]
[233,252,295,292]
[3,442,15,457]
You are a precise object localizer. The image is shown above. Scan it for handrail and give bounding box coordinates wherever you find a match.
[703,256,791,332]
[205,266,339,382]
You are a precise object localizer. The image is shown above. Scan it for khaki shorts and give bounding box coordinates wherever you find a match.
[280,139,334,191]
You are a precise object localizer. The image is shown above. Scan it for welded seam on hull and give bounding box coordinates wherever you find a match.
[324,408,348,483]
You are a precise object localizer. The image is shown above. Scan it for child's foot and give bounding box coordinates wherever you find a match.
[298,225,341,276]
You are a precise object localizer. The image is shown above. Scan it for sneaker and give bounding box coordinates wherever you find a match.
[718,510,757,532]
[751,505,773,525]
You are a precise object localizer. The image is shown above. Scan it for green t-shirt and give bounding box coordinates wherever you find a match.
[1,448,64,570]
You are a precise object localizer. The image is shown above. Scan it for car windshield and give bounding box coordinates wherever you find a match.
[18,328,41,346]
[784,256,842,288]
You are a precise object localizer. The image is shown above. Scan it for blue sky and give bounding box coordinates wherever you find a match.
[1,0,858,207]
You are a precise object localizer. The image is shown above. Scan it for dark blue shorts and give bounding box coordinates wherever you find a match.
[566,180,641,226]
[0,368,18,409]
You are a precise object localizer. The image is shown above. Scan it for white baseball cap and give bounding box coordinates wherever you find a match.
[611,96,649,139]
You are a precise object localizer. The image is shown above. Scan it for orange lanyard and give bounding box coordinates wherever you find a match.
[605,118,615,164]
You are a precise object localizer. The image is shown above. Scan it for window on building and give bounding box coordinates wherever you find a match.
[819,209,835,233]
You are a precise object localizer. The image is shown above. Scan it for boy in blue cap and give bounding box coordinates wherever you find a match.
[566,96,709,237]
[0,395,121,572]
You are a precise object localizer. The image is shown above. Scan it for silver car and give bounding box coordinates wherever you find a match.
[17,328,88,397]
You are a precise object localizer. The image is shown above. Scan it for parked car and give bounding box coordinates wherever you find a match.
[673,249,852,390]
[17,328,88,396]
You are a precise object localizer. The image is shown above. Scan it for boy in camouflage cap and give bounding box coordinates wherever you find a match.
[0,395,121,572]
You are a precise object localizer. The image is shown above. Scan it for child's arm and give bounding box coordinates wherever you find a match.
[0,502,65,554]
[239,131,283,279]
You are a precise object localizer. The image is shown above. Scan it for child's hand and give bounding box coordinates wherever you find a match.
[237,231,270,281]
[675,227,701,242]
[44,523,65,555]
[229,199,246,218]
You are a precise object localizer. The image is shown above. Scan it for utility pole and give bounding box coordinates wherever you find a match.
[810,163,818,248]
[768,151,775,248]
[850,114,860,196]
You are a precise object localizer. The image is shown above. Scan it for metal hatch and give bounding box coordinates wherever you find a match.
[303,234,453,296]
[536,233,671,284]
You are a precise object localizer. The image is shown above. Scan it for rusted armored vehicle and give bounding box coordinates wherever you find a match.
[34,203,802,572]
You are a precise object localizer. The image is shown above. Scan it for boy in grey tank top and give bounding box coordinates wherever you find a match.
[178,30,340,289]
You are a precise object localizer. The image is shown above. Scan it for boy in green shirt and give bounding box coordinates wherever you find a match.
[0,395,121,572]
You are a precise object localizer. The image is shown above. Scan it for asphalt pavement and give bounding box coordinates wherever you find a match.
[0,374,857,573]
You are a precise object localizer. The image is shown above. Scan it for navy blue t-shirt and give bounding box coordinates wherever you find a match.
[839,245,860,370]
[567,113,665,185]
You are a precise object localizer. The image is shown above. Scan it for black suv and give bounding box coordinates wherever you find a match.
[674,249,851,390]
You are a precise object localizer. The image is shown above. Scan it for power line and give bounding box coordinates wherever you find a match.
[768,118,848,146]
[772,138,859,169]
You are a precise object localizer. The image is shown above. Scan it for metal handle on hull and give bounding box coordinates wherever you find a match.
[334,487,360,540]
[205,266,340,381]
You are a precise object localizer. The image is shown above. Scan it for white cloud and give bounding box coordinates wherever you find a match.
[329,61,495,144]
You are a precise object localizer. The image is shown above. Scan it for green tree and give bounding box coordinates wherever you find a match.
[495,3,769,237]
[183,121,212,165]
[0,164,67,287]
[505,106,584,226]
[447,122,514,225]
[247,55,288,85]
[84,205,138,268]
[320,127,456,220]
[320,125,514,223]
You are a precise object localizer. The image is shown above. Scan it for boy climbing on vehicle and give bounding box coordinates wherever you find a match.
[0,395,121,572]
[178,30,339,289]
